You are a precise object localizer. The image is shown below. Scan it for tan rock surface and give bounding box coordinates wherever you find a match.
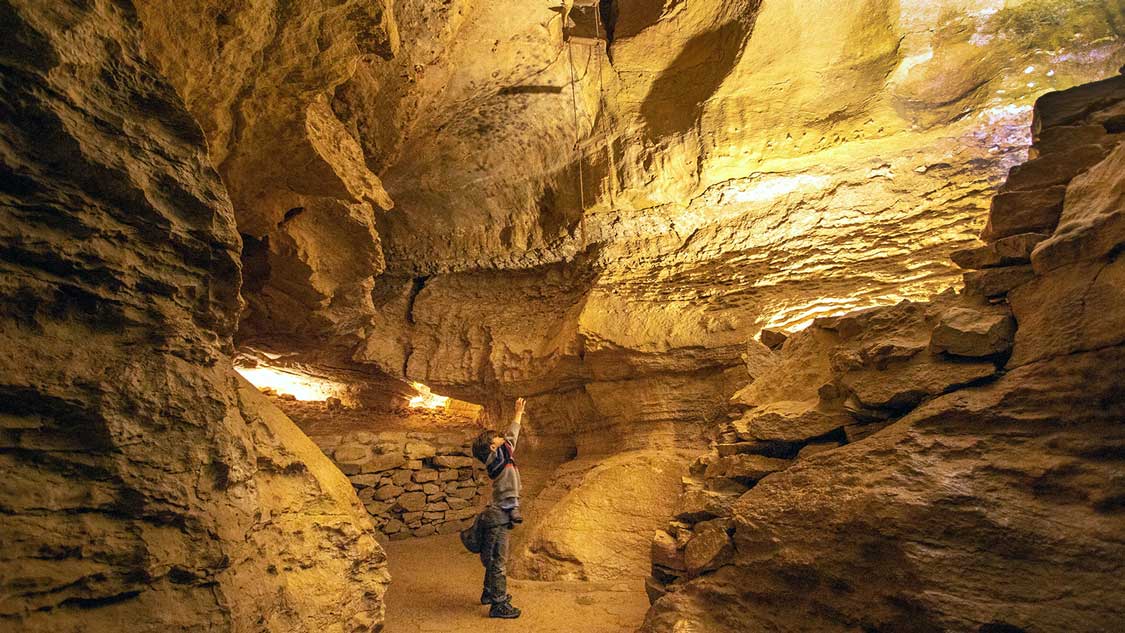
[1033,141,1125,271]
[930,305,1015,357]
[0,3,387,630]
[641,73,1125,633]
[642,346,1125,633]
[511,450,689,581]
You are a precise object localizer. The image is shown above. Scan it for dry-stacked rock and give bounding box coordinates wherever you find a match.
[315,431,489,538]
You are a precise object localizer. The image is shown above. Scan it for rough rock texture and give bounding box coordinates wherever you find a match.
[111,0,1125,585]
[299,424,490,539]
[7,2,1125,625]
[0,3,386,630]
[645,347,1125,633]
[641,73,1125,633]
[511,450,690,581]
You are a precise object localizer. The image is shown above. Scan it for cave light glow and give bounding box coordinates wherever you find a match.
[235,364,347,401]
[408,382,451,409]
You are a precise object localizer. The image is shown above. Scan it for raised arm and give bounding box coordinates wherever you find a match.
[506,397,526,448]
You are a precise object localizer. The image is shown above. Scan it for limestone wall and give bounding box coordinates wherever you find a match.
[641,70,1125,633]
[0,2,388,631]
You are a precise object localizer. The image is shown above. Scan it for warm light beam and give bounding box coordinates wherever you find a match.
[408,382,451,409]
[235,365,346,401]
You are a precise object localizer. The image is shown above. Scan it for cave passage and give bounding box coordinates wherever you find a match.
[3,1,1125,632]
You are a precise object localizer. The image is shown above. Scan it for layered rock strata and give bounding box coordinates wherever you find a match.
[641,72,1125,633]
[0,3,387,631]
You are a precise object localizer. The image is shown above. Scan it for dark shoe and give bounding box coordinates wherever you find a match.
[489,601,521,619]
[508,506,523,524]
[481,592,510,605]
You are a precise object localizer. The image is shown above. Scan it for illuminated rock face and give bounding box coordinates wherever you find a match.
[0,3,387,631]
[640,74,1125,633]
[123,0,1124,582]
[3,2,1125,627]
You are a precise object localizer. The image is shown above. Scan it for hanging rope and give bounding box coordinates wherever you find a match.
[593,5,618,211]
[565,33,588,249]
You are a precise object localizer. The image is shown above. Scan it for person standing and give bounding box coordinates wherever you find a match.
[470,397,526,618]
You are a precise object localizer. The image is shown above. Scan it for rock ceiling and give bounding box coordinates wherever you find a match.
[135,0,1125,407]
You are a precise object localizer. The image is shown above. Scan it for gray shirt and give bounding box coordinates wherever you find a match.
[485,417,521,506]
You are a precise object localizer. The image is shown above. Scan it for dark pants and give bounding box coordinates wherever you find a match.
[479,507,511,604]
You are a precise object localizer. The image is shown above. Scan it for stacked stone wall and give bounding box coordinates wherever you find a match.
[317,430,490,539]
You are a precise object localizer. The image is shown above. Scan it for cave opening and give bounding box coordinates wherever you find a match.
[4,1,1125,632]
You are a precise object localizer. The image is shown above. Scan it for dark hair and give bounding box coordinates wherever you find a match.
[472,431,499,464]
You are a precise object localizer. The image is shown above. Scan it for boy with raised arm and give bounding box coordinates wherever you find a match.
[470,397,526,619]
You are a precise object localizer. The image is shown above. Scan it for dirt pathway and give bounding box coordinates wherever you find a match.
[383,534,649,633]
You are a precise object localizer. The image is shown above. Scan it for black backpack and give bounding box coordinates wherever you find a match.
[459,511,485,554]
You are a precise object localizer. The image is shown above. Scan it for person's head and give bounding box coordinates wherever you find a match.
[472,430,504,464]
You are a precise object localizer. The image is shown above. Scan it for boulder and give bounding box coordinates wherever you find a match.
[652,529,686,573]
[645,576,669,605]
[950,233,1048,269]
[704,454,790,487]
[1008,257,1125,369]
[962,265,1036,298]
[733,401,851,443]
[759,329,788,351]
[1033,73,1125,130]
[511,451,688,581]
[683,519,733,576]
[1001,144,1109,191]
[930,306,1015,357]
[796,442,840,460]
[733,328,838,407]
[981,185,1066,240]
[1032,142,1125,272]
[840,357,996,411]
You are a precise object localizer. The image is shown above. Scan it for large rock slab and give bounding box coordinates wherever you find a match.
[950,232,1048,269]
[1008,257,1125,368]
[981,186,1067,240]
[1033,73,1125,131]
[1032,141,1125,272]
[962,265,1036,297]
[511,450,689,581]
[930,306,1015,357]
[732,402,851,443]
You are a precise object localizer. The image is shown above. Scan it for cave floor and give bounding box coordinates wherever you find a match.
[384,534,649,633]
